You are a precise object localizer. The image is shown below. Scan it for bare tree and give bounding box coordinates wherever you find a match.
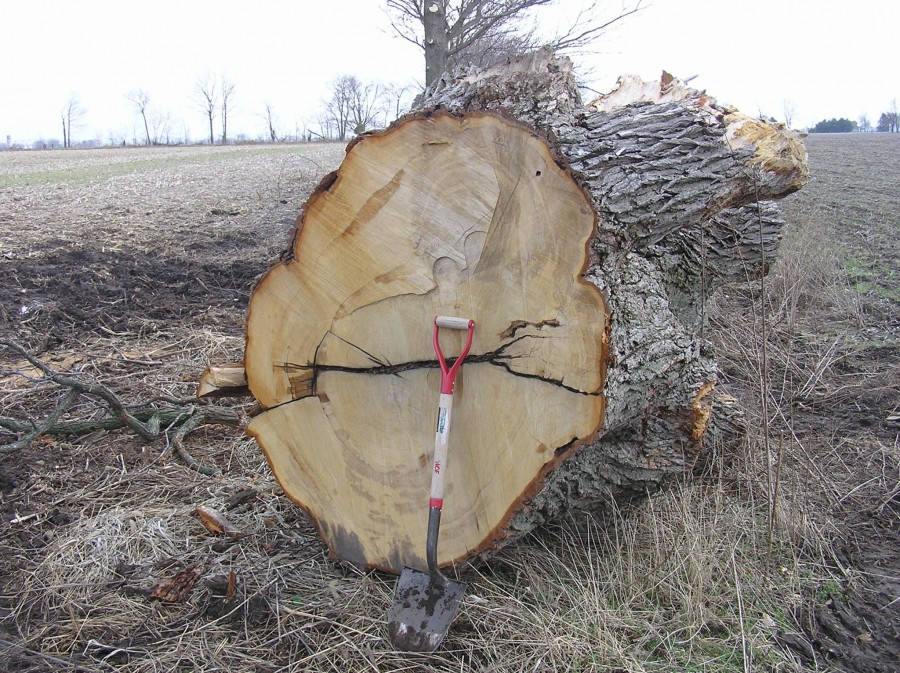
[315,114,335,140]
[220,75,235,144]
[782,99,795,129]
[196,74,218,144]
[60,94,86,148]
[324,76,386,141]
[151,110,175,145]
[262,101,279,142]
[349,80,385,134]
[125,89,152,146]
[387,0,644,86]
[383,83,417,124]
[324,77,353,141]
[858,114,871,133]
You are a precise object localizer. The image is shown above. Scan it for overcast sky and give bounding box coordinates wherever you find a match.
[1,0,897,145]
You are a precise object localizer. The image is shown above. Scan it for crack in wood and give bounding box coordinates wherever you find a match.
[275,331,597,404]
[499,318,561,339]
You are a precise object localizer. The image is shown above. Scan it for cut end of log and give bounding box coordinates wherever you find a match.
[244,111,609,572]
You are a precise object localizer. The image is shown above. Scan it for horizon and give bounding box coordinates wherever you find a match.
[1,0,898,147]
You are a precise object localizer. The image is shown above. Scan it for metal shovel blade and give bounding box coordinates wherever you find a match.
[387,567,465,652]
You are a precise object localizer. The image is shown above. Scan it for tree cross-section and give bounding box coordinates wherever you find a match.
[245,111,609,571]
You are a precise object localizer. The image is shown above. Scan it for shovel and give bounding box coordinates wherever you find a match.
[388,315,475,653]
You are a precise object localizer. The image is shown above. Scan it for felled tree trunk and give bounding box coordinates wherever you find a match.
[243,49,807,573]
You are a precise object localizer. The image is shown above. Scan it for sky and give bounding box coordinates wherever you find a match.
[1,0,897,145]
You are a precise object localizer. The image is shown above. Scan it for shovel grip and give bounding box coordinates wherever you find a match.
[435,315,472,330]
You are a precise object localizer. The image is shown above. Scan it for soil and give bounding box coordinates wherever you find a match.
[1,136,897,672]
[1,145,345,671]
[757,133,900,672]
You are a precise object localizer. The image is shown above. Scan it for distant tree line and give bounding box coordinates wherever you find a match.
[809,118,858,133]
[810,102,899,133]
[3,70,419,151]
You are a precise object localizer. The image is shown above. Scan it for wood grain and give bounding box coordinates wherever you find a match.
[245,112,608,571]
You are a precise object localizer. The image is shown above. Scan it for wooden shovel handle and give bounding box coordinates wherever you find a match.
[426,317,475,573]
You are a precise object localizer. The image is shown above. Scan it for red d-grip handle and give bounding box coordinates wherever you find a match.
[433,316,475,394]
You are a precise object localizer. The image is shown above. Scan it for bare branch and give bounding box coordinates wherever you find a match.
[0,340,245,475]
[550,0,645,51]
[0,388,78,453]
[387,1,641,84]
[450,0,552,56]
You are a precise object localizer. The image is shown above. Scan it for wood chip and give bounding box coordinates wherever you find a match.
[196,506,246,539]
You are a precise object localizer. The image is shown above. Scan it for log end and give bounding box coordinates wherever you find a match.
[244,112,610,572]
[725,114,809,192]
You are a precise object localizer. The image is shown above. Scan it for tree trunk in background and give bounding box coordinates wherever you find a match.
[242,49,808,573]
[424,1,449,86]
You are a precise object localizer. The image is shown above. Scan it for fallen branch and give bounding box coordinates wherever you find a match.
[0,339,247,475]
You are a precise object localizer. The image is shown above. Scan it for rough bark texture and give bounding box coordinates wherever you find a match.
[244,49,808,571]
[418,49,807,539]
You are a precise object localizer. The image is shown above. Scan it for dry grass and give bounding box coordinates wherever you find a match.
[5,452,818,672]
[2,135,898,672]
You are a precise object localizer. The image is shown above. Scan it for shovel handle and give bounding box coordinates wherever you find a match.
[429,392,454,510]
[426,317,474,572]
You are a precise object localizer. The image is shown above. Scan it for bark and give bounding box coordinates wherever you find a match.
[243,49,808,572]
[424,1,450,86]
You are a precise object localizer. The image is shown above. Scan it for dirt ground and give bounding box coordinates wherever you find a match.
[0,135,897,672]
[769,133,899,672]
[1,144,350,671]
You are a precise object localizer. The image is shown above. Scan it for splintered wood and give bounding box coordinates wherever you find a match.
[244,112,608,572]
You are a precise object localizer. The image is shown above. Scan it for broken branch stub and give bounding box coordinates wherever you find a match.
[245,112,609,572]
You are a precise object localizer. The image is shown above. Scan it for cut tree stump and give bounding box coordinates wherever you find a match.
[242,49,808,573]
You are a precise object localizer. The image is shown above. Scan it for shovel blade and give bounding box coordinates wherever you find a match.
[387,567,465,652]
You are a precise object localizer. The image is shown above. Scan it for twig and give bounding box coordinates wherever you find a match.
[0,637,99,672]
[2,338,158,441]
[0,339,246,474]
[2,387,79,452]
[170,411,222,476]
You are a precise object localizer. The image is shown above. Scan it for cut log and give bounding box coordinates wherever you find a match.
[243,50,808,573]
